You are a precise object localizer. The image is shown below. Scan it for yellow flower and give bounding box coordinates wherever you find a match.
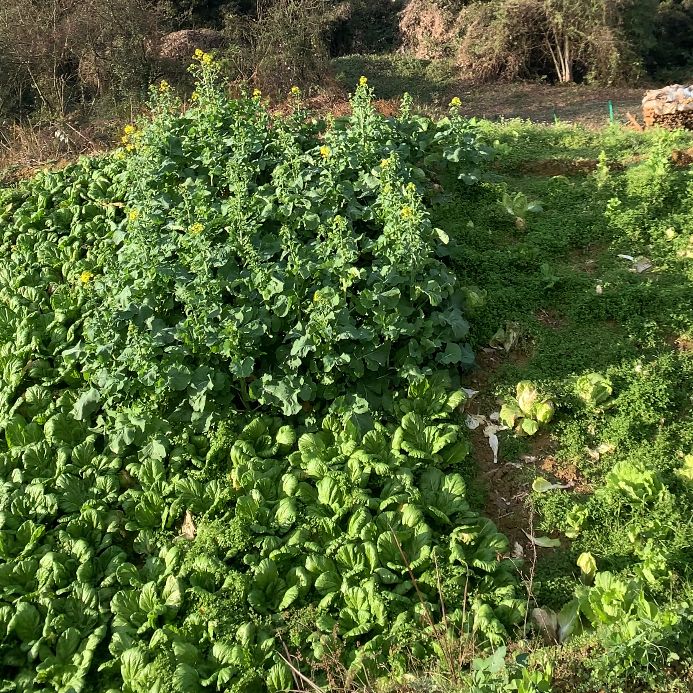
[450,97,462,108]
[320,145,331,159]
[253,88,262,98]
[189,222,204,235]
[406,182,416,193]
[202,52,213,65]
[194,48,204,59]
[359,76,368,86]
[159,80,170,93]
[128,209,139,222]
[380,158,390,169]
[312,290,320,302]
[124,124,136,135]
[400,206,414,220]
[290,86,300,96]
[80,271,93,284]
[191,91,199,102]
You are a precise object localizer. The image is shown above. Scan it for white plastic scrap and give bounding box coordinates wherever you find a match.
[465,414,485,430]
[617,254,653,273]
[488,432,500,464]
[464,411,508,463]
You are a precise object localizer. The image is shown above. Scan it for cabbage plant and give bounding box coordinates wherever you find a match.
[576,372,613,408]
[500,381,556,436]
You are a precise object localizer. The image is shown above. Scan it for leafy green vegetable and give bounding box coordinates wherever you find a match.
[500,381,555,436]
[576,372,614,407]
[0,63,518,691]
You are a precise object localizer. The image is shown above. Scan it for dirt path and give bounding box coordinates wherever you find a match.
[332,55,690,128]
[454,82,646,128]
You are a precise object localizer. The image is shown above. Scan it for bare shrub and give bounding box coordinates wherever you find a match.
[159,28,227,60]
[398,0,458,60]
[448,0,647,84]
[0,0,166,117]
[221,0,336,95]
[456,0,547,82]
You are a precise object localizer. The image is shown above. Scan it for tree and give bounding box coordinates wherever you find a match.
[453,0,654,84]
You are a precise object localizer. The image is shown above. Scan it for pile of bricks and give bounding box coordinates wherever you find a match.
[642,84,693,129]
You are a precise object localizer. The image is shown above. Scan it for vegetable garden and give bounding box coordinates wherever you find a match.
[1,53,692,692]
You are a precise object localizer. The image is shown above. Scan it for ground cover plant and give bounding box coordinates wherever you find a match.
[1,53,693,692]
[436,118,693,690]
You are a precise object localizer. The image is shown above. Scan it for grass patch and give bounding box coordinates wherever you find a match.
[438,119,693,691]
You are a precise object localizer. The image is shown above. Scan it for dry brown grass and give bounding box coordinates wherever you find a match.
[0,117,112,185]
[398,0,457,60]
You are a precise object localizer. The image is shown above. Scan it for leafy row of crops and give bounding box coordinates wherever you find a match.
[0,58,534,691]
[4,53,693,692]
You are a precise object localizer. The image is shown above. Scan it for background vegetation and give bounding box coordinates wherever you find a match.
[0,0,691,124]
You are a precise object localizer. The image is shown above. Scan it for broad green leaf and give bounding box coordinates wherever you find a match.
[525,534,561,548]
[521,418,540,436]
[173,663,201,692]
[5,417,43,449]
[72,388,101,421]
[266,661,292,693]
[532,477,569,493]
[9,602,40,642]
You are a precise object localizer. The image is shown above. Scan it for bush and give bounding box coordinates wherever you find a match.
[455,0,646,84]
[83,62,488,435]
[0,0,165,118]
[220,0,336,94]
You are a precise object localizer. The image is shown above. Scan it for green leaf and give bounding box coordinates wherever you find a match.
[315,571,341,595]
[577,552,597,578]
[162,575,183,608]
[278,585,300,610]
[72,388,101,421]
[521,418,540,436]
[45,412,85,446]
[677,454,693,484]
[438,342,463,365]
[275,498,297,527]
[435,228,449,244]
[5,417,43,448]
[532,477,568,493]
[167,366,191,391]
[56,627,81,661]
[173,663,201,692]
[9,602,40,642]
[525,533,561,548]
[267,661,292,693]
[499,401,522,428]
[516,381,539,415]
[557,598,582,642]
[120,647,147,685]
[276,425,296,447]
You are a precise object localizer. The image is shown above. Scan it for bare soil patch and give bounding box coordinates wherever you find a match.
[535,309,568,329]
[465,350,574,554]
[454,82,646,128]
